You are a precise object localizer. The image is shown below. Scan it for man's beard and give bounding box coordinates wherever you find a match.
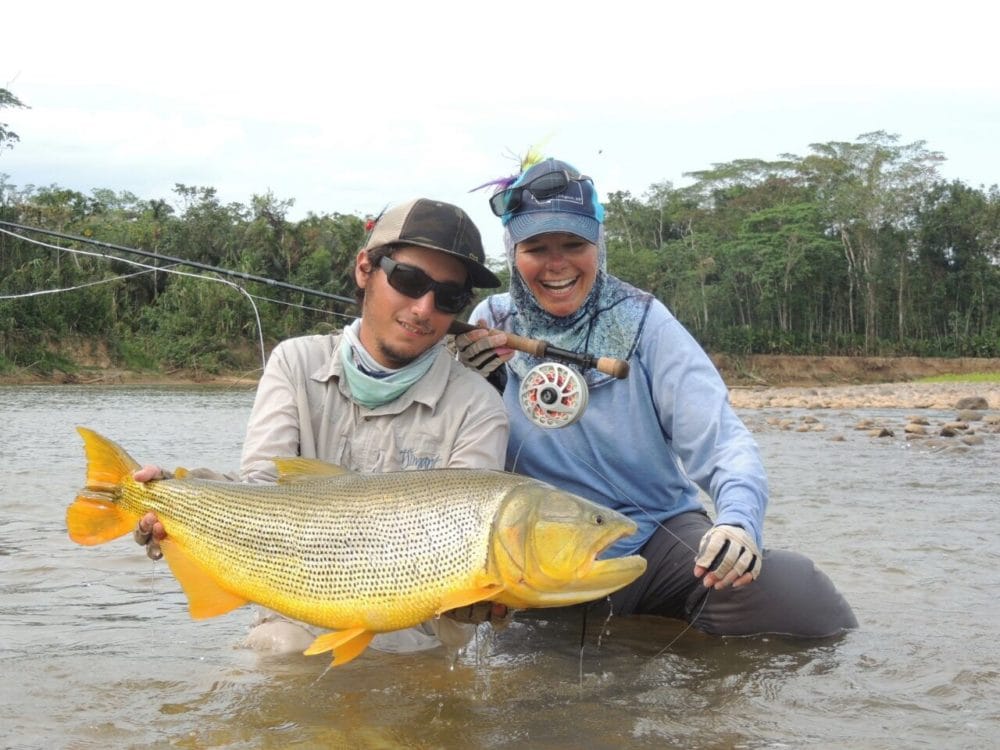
[376,339,419,370]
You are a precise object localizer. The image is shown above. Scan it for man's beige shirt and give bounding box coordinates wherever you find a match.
[240,333,509,482]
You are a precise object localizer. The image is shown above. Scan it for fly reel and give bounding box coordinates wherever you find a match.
[518,361,589,429]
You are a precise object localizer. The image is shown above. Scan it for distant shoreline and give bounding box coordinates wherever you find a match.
[3,355,999,411]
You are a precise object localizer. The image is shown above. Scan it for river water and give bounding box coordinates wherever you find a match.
[1,385,997,749]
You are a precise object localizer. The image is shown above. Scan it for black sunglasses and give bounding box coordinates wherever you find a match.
[377,256,471,314]
[488,170,592,217]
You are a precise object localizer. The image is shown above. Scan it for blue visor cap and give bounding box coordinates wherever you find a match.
[502,159,605,245]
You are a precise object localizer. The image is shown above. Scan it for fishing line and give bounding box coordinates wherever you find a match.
[510,429,711,656]
[0,229,267,369]
[509,431,700,557]
[2,223,357,324]
[651,593,709,659]
[2,226,278,371]
[0,264,162,300]
[0,221,359,308]
[552,441,712,640]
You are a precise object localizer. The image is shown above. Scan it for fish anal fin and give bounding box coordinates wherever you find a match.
[435,585,505,615]
[303,627,375,667]
[66,496,136,545]
[159,539,248,619]
[273,457,353,484]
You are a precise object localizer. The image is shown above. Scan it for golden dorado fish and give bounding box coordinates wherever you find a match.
[67,427,646,667]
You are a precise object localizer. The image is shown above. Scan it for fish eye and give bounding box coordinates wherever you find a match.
[594,513,605,526]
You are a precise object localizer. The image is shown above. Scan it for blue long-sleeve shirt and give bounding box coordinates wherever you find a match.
[470,296,768,558]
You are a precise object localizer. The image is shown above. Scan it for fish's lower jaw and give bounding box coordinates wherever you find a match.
[498,586,622,610]
[565,554,648,604]
[497,554,647,609]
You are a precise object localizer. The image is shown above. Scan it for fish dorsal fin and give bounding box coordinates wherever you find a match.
[173,466,190,479]
[272,457,353,484]
[303,628,375,667]
[159,539,248,619]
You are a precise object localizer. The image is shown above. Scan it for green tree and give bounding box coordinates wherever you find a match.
[913,181,1000,352]
[0,88,28,153]
[789,131,944,350]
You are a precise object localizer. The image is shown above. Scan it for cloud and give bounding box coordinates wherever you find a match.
[3,0,999,263]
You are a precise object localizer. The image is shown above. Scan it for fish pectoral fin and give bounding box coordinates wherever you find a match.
[66,496,136,545]
[272,457,353,484]
[159,539,248,619]
[435,585,506,616]
[303,628,375,667]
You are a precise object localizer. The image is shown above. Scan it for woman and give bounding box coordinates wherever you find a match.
[457,158,856,636]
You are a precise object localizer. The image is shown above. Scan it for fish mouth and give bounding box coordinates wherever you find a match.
[530,554,647,607]
[562,520,647,600]
[578,553,647,592]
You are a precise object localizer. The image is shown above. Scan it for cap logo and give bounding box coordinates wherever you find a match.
[536,188,584,209]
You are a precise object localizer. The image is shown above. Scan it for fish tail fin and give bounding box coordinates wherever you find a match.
[67,427,143,546]
[303,628,375,667]
[77,426,141,492]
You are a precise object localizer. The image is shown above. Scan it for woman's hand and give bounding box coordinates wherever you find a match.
[694,525,762,589]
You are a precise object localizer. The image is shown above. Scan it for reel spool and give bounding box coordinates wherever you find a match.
[518,362,589,429]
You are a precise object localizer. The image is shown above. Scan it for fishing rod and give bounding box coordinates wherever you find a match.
[448,320,629,380]
[0,221,358,308]
[0,221,630,380]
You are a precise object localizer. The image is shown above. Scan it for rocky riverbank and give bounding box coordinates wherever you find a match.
[4,354,999,413]
[727,382,1000,410]
[711,354,1000,410]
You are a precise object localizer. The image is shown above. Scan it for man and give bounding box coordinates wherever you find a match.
[135,198,510,654]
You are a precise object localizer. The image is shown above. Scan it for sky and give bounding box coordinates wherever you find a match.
[3,0,999,263]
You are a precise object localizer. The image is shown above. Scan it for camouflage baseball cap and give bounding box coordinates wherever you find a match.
[363,198,500,288]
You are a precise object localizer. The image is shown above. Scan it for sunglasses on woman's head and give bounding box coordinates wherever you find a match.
[377,256,471,314]
[489,170,593,217]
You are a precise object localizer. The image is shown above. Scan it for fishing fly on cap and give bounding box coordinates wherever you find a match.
[469,145,546,197]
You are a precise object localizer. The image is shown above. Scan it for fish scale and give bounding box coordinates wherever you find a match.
[123,471,517,629]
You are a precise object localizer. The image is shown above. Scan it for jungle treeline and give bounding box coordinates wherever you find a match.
[1,124,999,376]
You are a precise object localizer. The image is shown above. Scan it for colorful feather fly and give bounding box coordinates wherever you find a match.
[470,144,548,195]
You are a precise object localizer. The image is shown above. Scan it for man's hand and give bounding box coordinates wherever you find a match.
[443,602,512,627]
[134,465,167,483]
[132,466,169,561]
[694,525,762,589]
[454,321,515,377]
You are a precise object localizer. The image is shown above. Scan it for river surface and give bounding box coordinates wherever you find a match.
[1,385,997,749]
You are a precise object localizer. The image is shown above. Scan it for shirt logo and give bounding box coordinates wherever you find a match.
[398,448,441,470]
